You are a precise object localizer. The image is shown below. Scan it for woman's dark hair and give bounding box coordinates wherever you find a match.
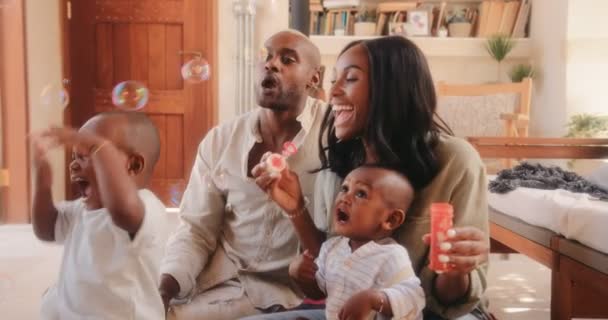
[317,36,452,190]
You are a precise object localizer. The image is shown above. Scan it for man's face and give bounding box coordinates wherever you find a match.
[255,32,315,111]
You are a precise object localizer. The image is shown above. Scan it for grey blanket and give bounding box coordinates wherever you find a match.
[489,162,608,201]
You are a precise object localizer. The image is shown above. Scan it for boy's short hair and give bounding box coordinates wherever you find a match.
[354,164,414,211]
[90,111,161,177]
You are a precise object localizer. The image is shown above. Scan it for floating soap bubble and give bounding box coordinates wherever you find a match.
[111,80,149,110]
[169,185,182,207]
[181,57,210,83]
[40,82,70,110]
[257,46,269,63]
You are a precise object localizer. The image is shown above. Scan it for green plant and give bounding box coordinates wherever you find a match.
[509,64,535,82]
[486,34,515,81]
[486,34,515,62]
[564,113,608,168]
[356,7,376,23]
[565,114,608,138]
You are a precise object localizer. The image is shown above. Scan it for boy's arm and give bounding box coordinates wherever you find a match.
[89,139,144,234]
[42,128,144,234]
[31,136,58,241]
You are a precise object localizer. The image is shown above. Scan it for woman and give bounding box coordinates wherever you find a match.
[249,36,490,320]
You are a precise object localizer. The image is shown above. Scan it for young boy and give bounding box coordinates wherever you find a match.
[289,166,425,320]
[31,111,166,319]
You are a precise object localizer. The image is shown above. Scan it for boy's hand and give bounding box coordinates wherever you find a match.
[30,133,56,188]
[288,250,317,283]
[339,289,382,320]
[40,127,106,155]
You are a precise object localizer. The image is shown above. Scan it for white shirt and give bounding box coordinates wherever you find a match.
[160,97,329,309]
[40,189,167,320]
[316,237,425,320]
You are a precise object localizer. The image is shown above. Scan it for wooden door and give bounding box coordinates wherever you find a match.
[67,0,217,206]
[0,0,30,223]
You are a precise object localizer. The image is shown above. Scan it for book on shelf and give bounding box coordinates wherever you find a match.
[512,0,531,38]
[476,0,530,38]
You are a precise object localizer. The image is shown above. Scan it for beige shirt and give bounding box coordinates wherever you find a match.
[161,97,328,309]
[312,135,489,319]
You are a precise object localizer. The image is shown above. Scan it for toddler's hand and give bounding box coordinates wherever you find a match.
[288,250,317,283]
[339,289,380,320]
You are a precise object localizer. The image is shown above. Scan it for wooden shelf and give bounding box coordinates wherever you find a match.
[310,35,532,58]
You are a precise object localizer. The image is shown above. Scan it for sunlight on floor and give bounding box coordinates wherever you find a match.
[487,254,551,320]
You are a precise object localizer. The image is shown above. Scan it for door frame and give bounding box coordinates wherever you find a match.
[0,0,31,223]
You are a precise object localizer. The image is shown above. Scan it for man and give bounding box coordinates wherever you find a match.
[159,30,327,319]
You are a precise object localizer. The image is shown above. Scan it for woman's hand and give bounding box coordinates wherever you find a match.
[423,226,489,304]
[423,226,489,274]
[251,152,305,214]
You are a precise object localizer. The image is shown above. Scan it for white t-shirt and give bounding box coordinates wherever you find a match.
[40,189,167,320]
[316,237,425,320]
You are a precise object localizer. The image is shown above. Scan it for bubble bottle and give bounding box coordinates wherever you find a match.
[429,202,454,273]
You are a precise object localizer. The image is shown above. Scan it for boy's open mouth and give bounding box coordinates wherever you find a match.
[71,177,92,198]
[336,208,350,224]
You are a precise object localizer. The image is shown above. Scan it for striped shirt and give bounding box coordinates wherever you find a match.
[316,237,425,320]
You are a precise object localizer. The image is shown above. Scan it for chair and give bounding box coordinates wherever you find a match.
[436,77,532,138]
[436,78,533,170]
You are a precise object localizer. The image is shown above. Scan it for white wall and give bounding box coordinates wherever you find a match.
[25,0,65,201]
[528,0,569,137]
[217,0,289,123]
[566,0,608,117]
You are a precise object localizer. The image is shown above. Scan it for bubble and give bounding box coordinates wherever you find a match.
[181,58,210,83]
[282,141,297,157]
[40,83,70,110]
[169,186,182,207]
[111,80,149,110]
[257,47,269,63]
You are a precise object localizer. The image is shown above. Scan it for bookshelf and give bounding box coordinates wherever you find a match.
[307,0,531,38]
[311,35,532,58]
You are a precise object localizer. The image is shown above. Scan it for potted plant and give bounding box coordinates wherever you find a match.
[566,114,608,139]
[446,8,473,37]
[486,34,515,82]
[509,63,535,82]
[565,113,608,171]
[354,7,376,36]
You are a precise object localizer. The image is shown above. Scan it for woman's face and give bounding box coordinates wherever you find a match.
[329,44,370,141]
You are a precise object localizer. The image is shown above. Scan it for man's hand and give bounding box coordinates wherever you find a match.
[159,274,180,315]
[251,152,305,214]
